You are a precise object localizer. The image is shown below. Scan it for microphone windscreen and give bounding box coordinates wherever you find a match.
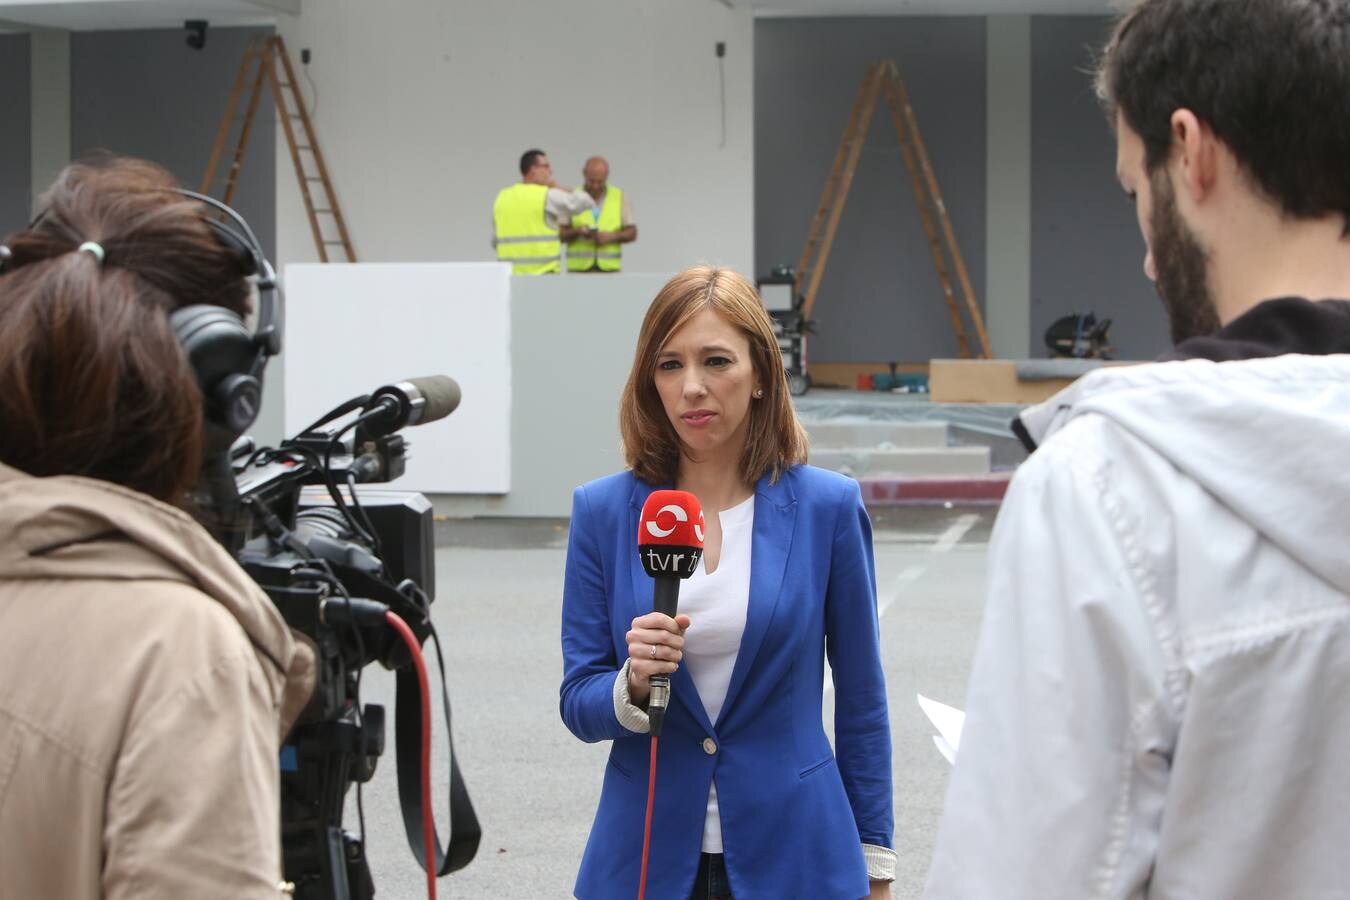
[406,375,461,424]
[638,490,705,549]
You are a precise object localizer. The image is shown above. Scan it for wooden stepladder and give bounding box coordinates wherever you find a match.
[794,60,990,359]
[200,35,356,263]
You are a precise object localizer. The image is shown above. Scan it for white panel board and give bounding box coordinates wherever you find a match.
[283,262,511,494]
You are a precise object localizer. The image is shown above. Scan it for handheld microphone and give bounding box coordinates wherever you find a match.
[636,490,705,736]
[361,375,461,439]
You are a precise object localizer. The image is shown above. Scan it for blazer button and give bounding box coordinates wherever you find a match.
[702,737,717,755]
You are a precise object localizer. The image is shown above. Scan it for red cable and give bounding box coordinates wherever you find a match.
[637,735,659,900]
[386,610,436,900]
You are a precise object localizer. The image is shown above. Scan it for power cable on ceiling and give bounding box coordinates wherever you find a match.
[717,41,727,148]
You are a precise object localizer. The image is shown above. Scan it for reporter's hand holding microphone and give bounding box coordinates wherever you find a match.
[625,611,691,708]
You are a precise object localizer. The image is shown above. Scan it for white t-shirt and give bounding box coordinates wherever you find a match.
[679,495,754,853]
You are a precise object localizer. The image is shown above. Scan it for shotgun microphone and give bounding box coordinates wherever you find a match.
[361,375,461,439]
[636,490,705,737]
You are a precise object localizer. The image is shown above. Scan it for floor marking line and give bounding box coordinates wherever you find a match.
[931,514,979,554]
[878,565,926,619]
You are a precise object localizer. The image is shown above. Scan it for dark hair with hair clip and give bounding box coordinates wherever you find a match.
[1097,0,1350,227]
[0,157,255,501]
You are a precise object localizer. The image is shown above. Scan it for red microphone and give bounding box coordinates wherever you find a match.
[637,490,704,735]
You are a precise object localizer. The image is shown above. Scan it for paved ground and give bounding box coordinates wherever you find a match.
[343,506,993,899]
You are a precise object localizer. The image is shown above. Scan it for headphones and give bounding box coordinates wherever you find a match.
[1,189,282,458]
[170,189,281,457]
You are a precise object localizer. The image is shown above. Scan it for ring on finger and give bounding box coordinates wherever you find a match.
[649,643,658,659]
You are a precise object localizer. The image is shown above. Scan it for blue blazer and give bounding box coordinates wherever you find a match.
[560,465,893,899]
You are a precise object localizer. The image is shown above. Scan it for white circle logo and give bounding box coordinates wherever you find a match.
[645,503,688,538]
[694,511,705,543]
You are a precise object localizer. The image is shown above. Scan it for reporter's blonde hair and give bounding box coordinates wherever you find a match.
[619,266,808,486]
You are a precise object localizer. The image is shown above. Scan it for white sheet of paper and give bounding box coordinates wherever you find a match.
[931,734,957,765]
[917,693,966,765]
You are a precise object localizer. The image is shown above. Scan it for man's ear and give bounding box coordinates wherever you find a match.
[1170,108,1219,202]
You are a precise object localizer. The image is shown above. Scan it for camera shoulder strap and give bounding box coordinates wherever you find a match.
[395,664,482,876]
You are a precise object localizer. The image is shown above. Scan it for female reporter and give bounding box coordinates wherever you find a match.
[560,266,895,899]
[0,158,313,899]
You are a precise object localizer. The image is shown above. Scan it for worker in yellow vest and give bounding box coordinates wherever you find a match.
[492,149,595,275]
[562,156,637,273]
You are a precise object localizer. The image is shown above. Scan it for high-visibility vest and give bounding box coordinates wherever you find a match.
[493,183,561,275]
[567,186,624,272]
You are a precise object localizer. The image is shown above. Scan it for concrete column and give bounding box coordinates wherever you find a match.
[985,15,1032,359]
[29,30,71,214]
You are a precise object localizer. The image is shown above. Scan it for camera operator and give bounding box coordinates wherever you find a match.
[0,157,315,899]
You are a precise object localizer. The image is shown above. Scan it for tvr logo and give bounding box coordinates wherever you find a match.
[643,546,703,576]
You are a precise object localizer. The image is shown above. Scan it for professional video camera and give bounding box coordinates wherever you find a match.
[163,187,477,898]
[207,375,481,900]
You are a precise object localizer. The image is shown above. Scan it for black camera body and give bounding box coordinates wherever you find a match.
[213,380,475,900]
[239,487,433,701]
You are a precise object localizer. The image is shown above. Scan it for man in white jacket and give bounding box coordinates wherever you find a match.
[925,1,1350,898]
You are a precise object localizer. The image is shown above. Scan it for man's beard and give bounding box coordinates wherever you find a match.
[1150,171,1222,344]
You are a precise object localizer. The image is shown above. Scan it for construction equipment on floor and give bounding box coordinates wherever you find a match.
[793,59,990,361]
[757,265,814,396]
[201,34,356,262]
[1045,312,1115,359]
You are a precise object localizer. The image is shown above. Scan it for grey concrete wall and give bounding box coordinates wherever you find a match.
[29,31,70,220]
[0,34,31,237]
[432,273,667,519]
[1030,16,1168,359]
[755,17,988,364]
[985,16,1032,359]
[70,26,276,263]
[273,1,754,275]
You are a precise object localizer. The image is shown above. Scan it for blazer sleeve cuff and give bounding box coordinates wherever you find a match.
[613,660,651,734]
[863,843,896,882]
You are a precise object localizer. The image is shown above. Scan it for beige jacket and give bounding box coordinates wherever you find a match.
[0,462,315,899]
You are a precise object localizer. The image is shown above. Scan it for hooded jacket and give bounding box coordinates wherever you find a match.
[0,462,315,899]
[925,346,1350,899]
